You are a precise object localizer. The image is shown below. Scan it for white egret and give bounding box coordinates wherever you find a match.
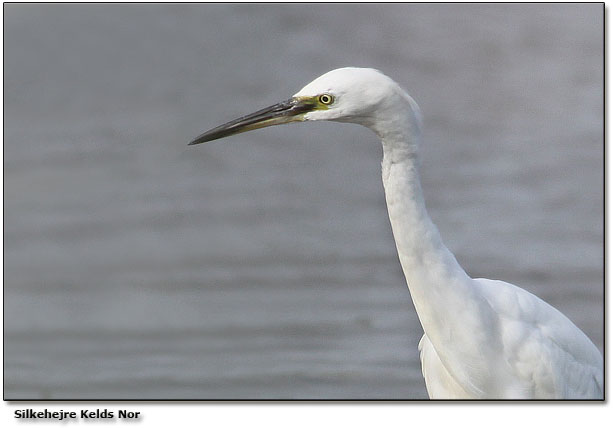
[189,67,603,399]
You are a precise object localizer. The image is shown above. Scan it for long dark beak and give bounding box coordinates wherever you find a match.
[189,97,315,146]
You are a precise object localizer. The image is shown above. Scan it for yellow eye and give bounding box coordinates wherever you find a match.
[319,94,334,105]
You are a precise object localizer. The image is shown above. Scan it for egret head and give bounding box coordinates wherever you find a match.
[189,67,418,145]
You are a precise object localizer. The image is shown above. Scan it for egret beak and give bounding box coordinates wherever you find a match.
[189,97,317,145]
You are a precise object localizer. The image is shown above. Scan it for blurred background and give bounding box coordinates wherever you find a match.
[4,4,603,399]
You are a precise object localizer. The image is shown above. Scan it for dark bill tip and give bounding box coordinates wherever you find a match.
[188,97,316,146]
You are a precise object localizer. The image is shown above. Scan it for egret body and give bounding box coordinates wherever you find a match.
[190,67,603,399]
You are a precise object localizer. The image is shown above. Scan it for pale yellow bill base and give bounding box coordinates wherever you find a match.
[189,97,316,145]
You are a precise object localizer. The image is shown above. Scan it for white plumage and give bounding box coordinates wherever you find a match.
[191,67,603,399]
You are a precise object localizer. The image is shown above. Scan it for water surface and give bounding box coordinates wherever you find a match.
[4,4,603,399]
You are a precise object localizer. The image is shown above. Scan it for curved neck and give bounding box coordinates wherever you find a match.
[381,134,468,284]
[376,107,475,343]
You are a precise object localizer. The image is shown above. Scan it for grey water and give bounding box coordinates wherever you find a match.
[4,4,603,399]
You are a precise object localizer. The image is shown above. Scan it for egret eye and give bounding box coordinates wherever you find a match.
[319,94,334,105]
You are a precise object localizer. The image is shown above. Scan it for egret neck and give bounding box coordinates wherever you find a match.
[376,101,493,366]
